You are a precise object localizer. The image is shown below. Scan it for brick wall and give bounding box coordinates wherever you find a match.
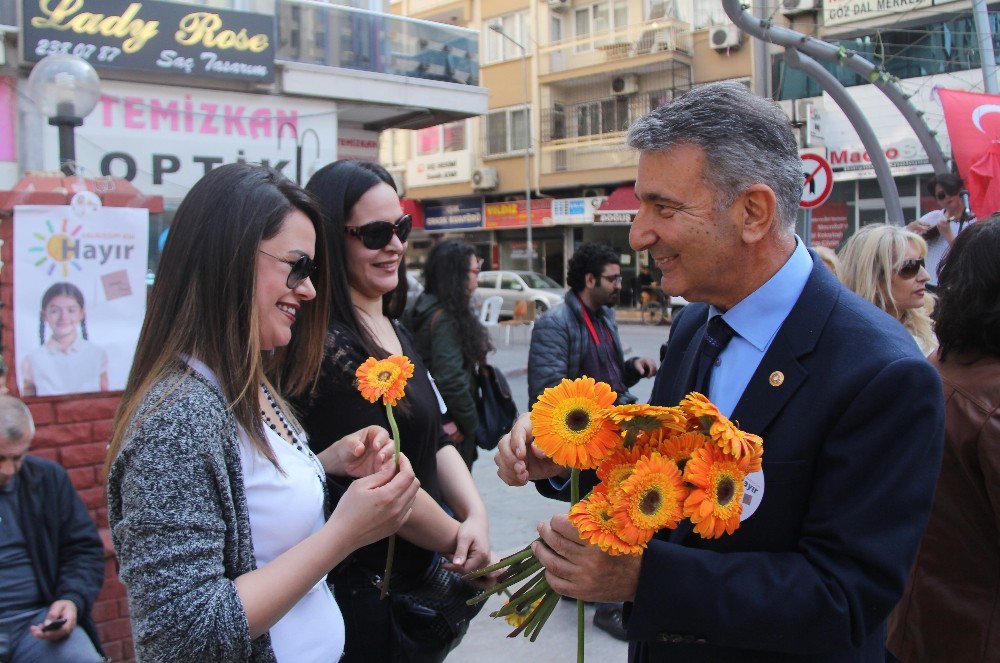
[26,395,135,662]
[1,219,135,661]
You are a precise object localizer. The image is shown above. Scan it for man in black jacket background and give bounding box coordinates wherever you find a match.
[527,242,657,407]
[0,396,104,662]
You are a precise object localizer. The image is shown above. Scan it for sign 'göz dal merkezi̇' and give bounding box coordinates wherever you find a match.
[22,0,275,82]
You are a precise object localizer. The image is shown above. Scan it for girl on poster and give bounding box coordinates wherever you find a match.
[20,282,109,397]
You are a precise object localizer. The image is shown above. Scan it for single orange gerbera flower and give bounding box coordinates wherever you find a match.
[683,444,756,539]
[530,377,620,469]
[611,452,687,545]
[679,392,722,430]
[709,418,763,462]
[680,392,762,462]
[355,355,415,406]
[570,491,645,556]
[596,445,645,495]
[643,430,707,472]
[605,404,688,448]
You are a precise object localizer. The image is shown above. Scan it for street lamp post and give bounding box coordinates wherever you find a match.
[489,23,533,273]
[277,122,321,185]
[27,54,101,176]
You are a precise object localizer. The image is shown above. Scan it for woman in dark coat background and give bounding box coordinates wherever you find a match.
[407,240,493,468]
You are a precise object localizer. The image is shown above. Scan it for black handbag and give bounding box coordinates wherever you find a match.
[387,556,485,662]
[475,363,518,451]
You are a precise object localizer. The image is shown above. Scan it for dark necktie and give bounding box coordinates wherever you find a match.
[690,315,737,395]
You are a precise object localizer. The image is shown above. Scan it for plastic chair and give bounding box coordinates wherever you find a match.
[479,296,503,327]
[499,300,536,345]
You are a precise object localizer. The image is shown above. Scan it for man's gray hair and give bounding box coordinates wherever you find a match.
[626,82,802,229]
[0,396,35,443]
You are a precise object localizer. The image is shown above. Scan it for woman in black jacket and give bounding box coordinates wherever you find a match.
[407,240,493,468]
[292,161,493,662]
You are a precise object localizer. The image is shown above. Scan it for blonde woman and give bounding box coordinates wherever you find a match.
[839,223,937,356]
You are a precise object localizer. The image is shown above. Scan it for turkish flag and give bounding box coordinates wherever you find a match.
[938,88,1000,219]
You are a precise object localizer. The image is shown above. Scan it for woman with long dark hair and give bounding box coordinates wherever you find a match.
[407,240,492,467]
[105,163,419,662]
[887,218,1000,663]
[292,160,493,662]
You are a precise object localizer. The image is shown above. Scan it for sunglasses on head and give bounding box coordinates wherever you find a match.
[259,250,317,289]
[345,214,412,250]
[897,257,925,279]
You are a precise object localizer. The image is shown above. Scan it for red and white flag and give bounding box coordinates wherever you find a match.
[937,88,1000,220]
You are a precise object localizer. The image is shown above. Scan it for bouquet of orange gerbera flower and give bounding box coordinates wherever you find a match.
[355,354,415,598]
[466,378,763,659]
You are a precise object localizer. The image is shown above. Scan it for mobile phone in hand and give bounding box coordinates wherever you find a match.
[40,618,67,633]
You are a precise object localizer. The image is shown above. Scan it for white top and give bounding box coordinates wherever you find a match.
[20,337,108,396]
[918,209,976,286]
[238,422,345,663]
[187,358,345,662]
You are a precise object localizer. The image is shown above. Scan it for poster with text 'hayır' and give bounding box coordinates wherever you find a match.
[14,197,148,397]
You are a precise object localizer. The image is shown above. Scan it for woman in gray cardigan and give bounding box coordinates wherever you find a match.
[105,164,420,662]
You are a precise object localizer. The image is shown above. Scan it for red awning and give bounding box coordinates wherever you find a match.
[401,198,425,230]
[595,185,639,222]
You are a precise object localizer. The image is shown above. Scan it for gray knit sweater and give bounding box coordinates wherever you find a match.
[107,369,276,662]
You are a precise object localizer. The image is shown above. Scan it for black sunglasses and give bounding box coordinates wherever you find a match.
[897,257,925,279]
[935,190,954,201]
[259,250,317,289]
[345,214,412,250]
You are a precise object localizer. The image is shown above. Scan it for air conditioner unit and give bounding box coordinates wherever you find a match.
[547,0,570,12]
[471,167,499,191]
[709,25,742,51]
[781,0,818,16]
[611,74,639,96]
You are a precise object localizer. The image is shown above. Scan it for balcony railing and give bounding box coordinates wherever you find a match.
[539,17,690,77]
[278,0,480,86]
[539,84,692,173]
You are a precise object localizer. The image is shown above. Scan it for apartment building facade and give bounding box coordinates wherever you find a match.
[384,0,752,286]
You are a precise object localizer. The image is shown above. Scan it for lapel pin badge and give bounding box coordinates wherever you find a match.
[769,371,784,387]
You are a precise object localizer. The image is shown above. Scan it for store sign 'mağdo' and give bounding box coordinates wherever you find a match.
[23,0,275,82]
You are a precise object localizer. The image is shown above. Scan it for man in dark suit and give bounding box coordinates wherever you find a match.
[495,82,944,661]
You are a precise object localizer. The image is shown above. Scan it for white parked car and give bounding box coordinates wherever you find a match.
[476,270,565,318]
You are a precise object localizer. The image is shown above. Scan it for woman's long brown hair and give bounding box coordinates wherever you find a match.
[106,164,330,469]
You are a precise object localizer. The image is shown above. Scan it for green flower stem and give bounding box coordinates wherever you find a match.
[499,553,540,581]
[470,559,543,607]
[506,582,553,638]
[380,403,402,600]
[507,568,547,603]
[527,590,562,642]
[465,544,535,580]
[493,578,552,618]
[571,468,584,663]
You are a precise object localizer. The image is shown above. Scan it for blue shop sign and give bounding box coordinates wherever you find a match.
[424,196,483,231]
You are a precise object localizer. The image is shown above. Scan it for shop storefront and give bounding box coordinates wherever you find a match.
[796,69,985,249]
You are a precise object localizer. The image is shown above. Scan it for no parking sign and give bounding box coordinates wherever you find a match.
[799,152,833,209]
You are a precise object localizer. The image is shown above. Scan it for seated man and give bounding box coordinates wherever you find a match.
[0,396,104,662]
